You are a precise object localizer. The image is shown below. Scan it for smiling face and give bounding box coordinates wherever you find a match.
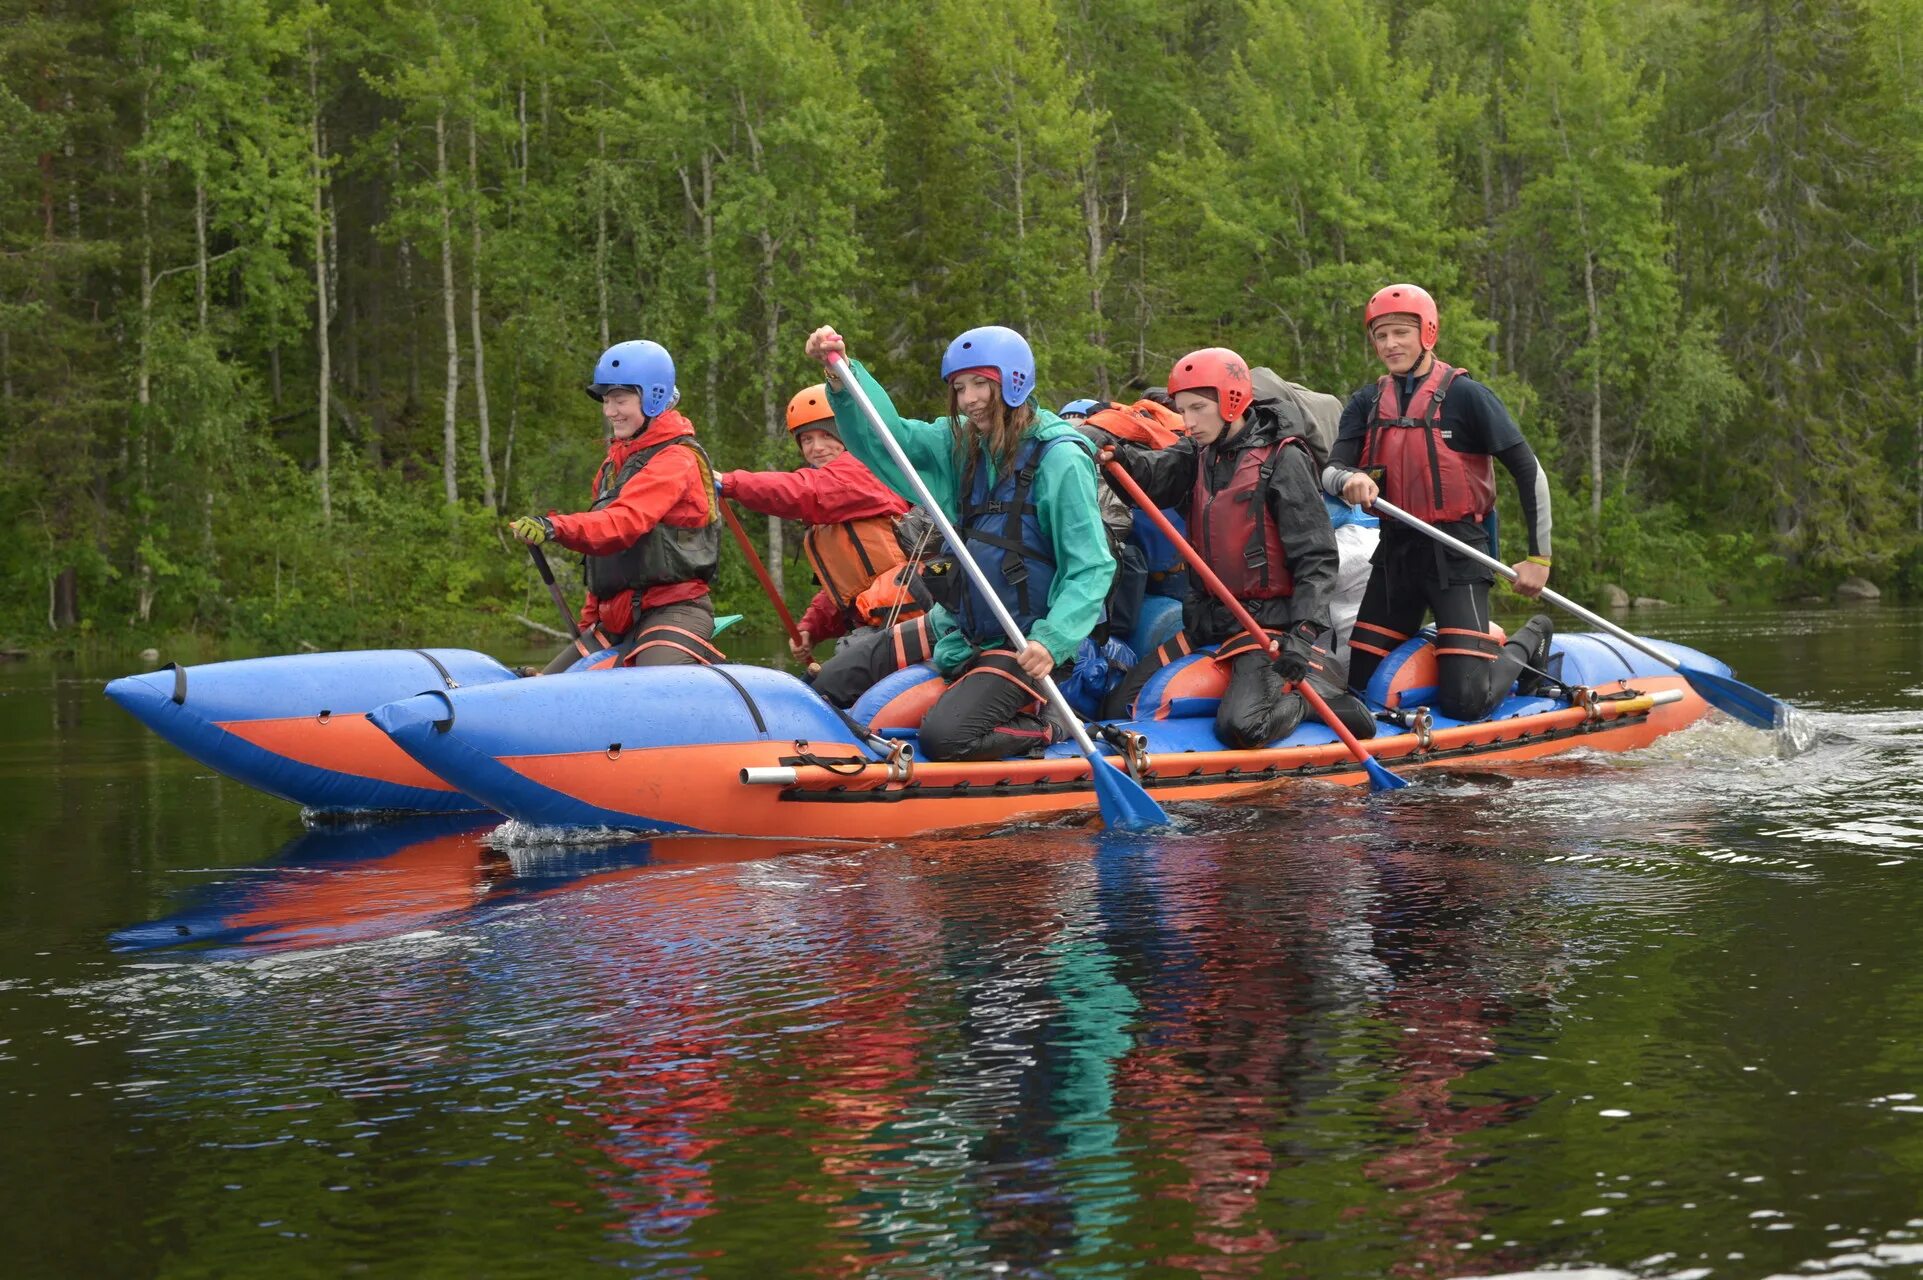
[795,428,844,467]
[1369,316,1428,377]
[948,371,1000,422]
[600,387,648,440]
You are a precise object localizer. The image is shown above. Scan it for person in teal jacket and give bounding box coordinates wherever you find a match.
[804,323,1115,761]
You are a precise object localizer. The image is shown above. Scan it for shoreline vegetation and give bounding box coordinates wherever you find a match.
[5,0,1921,658]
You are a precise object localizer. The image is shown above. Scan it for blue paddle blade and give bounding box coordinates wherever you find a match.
[1085,752,1171,832]
[1362,756,1409,792]
[713,613,744,636]
[1682,661,1786,731]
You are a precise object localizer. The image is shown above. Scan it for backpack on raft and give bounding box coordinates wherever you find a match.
[1081,398,1187,449]
[1249,367,1340,470]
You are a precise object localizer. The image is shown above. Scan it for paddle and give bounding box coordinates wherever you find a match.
[1370,497,1791,731]
[1103,460,1407,791]
[527,544,592,659]
[825,352,1170,832]
[718,498,819,676]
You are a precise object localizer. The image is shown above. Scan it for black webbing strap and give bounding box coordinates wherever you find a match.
[702,665,768,736]
[413,649,460,689]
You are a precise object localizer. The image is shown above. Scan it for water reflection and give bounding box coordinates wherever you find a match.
[15,607,1923,1277]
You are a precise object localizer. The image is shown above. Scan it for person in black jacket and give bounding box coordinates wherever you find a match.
[1100,347,1375,748]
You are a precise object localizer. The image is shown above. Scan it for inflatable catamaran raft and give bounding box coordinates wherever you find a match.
[350,629,1715,839]
[106,627,1725,837]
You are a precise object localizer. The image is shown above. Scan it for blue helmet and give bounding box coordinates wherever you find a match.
[587,340,676,417]
[940,325,1035,409]
[1059,398,1100,418]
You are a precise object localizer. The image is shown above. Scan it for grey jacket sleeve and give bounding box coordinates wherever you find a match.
[1269,444,1339,631]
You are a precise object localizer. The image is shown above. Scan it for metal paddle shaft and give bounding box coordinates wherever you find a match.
[1370,497,1789,730]
[827,354,1169,831]
[1103,460,1406,790]
[527,544,590,656]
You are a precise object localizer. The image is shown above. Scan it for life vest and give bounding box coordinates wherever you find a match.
[1359,360,1495,523]
[1189,436,1307,601]
[955,434,1089,643]
[582,439,721,599]
[802,516,906,612]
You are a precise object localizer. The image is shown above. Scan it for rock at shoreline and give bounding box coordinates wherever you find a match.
[1632,596,1672,609]
[1602,584,1630,609]
[1835,576,1881,602]
[138,647,160,665]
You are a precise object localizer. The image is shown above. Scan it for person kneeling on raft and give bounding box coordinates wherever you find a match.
[716,383,922,706]
[510,339,724,673]
[1323,283,1554,721]
[1101,347,1376,748]
[805,323,1115,762]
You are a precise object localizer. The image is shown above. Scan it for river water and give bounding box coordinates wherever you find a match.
[2,606,1920,1278]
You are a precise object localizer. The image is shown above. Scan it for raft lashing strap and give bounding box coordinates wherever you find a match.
[413,649,460,690]
[702,665,768,737]
[163,662,187,705]
[789,740,871,775]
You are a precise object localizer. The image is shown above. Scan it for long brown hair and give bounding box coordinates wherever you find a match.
[948,386,1036,480]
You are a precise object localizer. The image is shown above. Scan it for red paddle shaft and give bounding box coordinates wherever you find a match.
[719,498,818,673]
[1101,460,1383,772]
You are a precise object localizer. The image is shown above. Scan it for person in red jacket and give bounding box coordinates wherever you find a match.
[511,340,722,673]
[718,383,920,707]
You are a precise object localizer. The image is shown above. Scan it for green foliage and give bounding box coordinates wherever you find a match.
[2,0,1919,656]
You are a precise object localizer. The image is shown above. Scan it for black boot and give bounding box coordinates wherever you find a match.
[1512,614,1557,697]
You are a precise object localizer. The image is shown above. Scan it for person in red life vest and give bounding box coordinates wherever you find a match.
[1099,347,1377,749]
[510,339,723,674]
[1322,284,1555,720]
[715,383,920,708]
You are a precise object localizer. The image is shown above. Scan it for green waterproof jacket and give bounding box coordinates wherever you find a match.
[826,359,1115,677]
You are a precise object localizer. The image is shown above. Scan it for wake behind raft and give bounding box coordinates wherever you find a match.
[362,630,1724,841]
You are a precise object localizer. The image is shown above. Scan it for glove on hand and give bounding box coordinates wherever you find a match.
[509,515,554,546]
[1274,620,1326,684]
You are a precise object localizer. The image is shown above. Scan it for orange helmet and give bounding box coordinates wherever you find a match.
[1167,348,1253,422]
[1364,283,1439,349]
[785,384,837,437]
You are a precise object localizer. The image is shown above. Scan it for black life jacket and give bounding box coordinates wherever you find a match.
[582,438,720,599]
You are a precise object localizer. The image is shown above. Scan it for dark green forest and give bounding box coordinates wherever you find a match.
[4,0,1920,656]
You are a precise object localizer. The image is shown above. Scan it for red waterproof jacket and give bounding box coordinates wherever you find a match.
[548,410,713,637]
[721,451,912,642]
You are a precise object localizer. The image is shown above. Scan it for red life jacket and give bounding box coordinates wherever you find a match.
[1190,437,1305,601]
[1360,360,1495,523]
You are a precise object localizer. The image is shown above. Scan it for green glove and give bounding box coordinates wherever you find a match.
[509,515,554,546]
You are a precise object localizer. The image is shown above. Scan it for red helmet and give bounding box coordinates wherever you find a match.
[1167,347,1253,422]
[1364,283,1439,349]
[785,383,837,437]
